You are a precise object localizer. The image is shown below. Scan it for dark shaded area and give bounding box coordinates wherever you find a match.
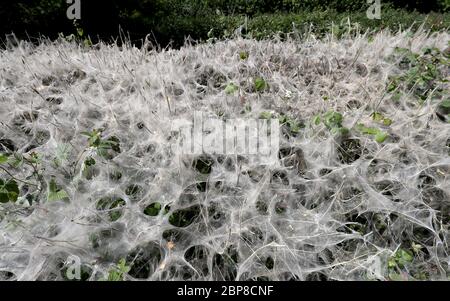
[0,1,449,48]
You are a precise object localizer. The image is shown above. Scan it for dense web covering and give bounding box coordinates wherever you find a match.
[0,29,449,281]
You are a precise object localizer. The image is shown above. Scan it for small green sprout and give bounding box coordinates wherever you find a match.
[254,77,267,92]
[81,129,102,148]
[239,51,249,60]
[105,259,130,281]
[224,82,239,95]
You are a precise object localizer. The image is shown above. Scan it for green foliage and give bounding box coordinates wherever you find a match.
[440,99,450,109]
[64,20,92,47]
[105,259,130,281]
[1,1,448,48]
[371,112,393,126]
[169,205,201,228]
[312,114,321,126]
[144,202,161,216]
[258,111,302,134]
[224,82,239,94]
[323,111,343,129]
[47,178,68,202]
[316,111,349,135]
[0,179,19,203]
[437,99,450,122]
[96,197,126,221]
[82,156,97,179]
[239,51,249,60]
[388,47,449,103]
[53,143,71,167]
[0,154,9,164]
[374,131,388,143]
[356,124,388,143]
[81,129,103,148]
[278,114,303,135]
[388,248,414,280]
[84,157,96,167]
[81,129,120,159]
[254,77,267,92]
[8,153,24,168]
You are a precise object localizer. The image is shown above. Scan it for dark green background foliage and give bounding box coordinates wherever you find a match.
[0,0,449,47]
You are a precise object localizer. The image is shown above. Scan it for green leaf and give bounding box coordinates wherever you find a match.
[288,120,301,134]
[390,249,414,269]
[28,152,41,164]
[0,154,9,164]
[254,77,267,92]
[82,129,103,148]
[144,202,161,216]
[313,115,321,125]
[330,127,349,136]
[0,179,19,203]
[224,82,238,95]
[392,92,402,102]
[371,112,393,126]
[387,81,398,92]
[9,153,23,168]
[371,112,384,122]
[55,143,71,166]
[106,259,130,281]
[412,242,423,254]
[388,257,397,268]
[47,178,69,202]
[356,124,379,135]
[76,27,84,37]
[356,124,388,143]
[439,100,450,109]
[117,259,130,274]
[279,115,303,134]
[323,111,344,129]
[383,118,393,126]
[375,131,388,143]
[80,131,93,137]
[239,51,249,60]
[84,157,96,167]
